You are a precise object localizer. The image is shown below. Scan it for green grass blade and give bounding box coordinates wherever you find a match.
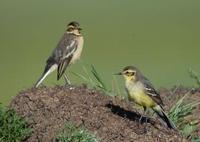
[83,65,96,87]
[188,68,200,87]
[71,71,90,83]
[91,65,107,90]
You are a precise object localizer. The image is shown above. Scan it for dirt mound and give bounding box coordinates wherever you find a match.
[10,85,198,142]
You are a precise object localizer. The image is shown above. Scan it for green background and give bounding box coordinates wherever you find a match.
[0,0,200,105]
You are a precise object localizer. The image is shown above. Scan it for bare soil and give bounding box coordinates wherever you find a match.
[10,85,200,142]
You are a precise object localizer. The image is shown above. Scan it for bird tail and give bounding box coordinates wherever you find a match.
[153,105,176,129]
[34,64,58,88]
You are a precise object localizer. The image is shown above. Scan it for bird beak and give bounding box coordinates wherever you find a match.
[114,72,122,75]
[78,27,82,30]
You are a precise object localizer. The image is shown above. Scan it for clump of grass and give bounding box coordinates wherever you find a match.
[72,65,117,96]
[72,64,125,99]
[56,122,100,142]
[0,104,32,141]
[90,65,107,91]
[168,92,200,139]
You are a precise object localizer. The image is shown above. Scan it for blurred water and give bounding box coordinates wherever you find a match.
[0,0,200,105]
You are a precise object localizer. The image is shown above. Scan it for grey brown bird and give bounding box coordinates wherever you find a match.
[35,21,84,88]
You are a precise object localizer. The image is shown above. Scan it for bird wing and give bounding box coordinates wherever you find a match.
[142,76,164,106]
[52,33,78,80]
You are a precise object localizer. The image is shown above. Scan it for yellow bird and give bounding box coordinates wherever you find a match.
[116,66,176,129]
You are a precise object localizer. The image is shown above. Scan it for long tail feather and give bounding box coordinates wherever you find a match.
[34,64,57,88]
[153,105,176,129]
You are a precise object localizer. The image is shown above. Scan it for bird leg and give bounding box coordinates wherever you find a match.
[139,106,147,124]
[139,106,149,133]
[143,107,149,133]
[64,74,71,85]
[139,115,143,125]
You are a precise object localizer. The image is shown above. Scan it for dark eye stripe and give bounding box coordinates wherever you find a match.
[125,71,135,76]
[125,71,129,74]
[131,72,135,76]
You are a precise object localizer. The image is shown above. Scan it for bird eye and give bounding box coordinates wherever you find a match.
[125,71,129,74]
[124,71,135,76]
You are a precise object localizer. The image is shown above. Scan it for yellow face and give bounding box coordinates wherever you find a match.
[122,69,136,81]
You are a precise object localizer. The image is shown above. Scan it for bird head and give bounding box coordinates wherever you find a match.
[115,66,139,82]
[67,21,82,33]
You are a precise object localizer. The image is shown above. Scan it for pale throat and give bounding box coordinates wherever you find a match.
[125,80,143,94]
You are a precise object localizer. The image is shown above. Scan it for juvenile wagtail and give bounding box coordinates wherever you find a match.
[116,66,176,129]
[35,21,84,88]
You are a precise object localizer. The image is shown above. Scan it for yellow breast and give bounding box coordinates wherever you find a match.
[126,81,156,108]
